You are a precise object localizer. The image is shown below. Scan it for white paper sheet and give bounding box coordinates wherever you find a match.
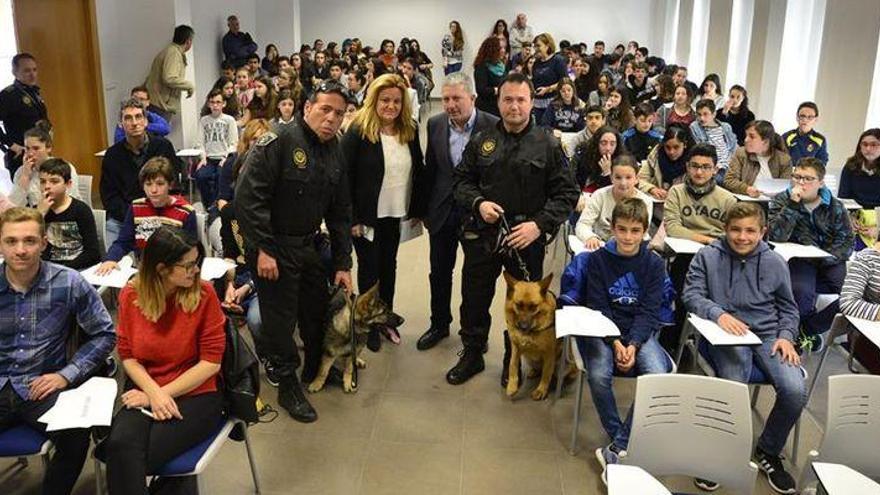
[664,237,705,254]
[607,465,672,495]
[755,178,790,196]
[399,218,424,243]
[733,193,769,202]
[839,198,862,211]
[200,257,236,281]
[812,463,880,495]
[769,242,831,262]
[688,313,761,346]
[844,315,880,349]
[80,257,136,288]
[555,306,621,338]
[38,377,118,432]
[568,235,586,256]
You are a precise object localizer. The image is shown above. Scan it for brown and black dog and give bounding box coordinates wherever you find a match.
[503,272,575,400]
[308,283,392,393]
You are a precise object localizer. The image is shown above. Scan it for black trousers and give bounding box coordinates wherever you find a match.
[105,392,224,494]
[0,384,91,495]
[251,242,328,380]
[353,217,401,308]
[661,253,693,353]
[428,210,462,330]
[459,235,545,349]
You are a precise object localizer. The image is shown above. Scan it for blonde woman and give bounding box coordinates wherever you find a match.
[341,73,427,350]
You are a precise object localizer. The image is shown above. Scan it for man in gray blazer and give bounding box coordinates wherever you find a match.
[417,72,499,351]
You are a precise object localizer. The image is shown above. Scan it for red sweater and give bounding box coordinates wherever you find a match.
[117,281,226,397]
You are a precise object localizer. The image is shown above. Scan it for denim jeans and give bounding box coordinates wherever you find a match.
[788,258,846,337]
[193,158,222,208]
[105,218,123,251]
[240,292,263,355]
[582,333,671,450]
[444,63,462,75]
[707,337,807,455]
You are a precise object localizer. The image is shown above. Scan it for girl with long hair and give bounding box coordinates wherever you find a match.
[715,84,754,145]
[724,120,791,196]
[442,20,465,75]
[473,37,507,117]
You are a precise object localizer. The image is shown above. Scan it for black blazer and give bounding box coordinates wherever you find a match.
[423,109,498,232]
[341,123,427,227]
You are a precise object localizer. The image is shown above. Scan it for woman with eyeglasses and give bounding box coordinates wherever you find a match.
[723,120,791,197]
[839,128,880,250]
[104,226,226,494]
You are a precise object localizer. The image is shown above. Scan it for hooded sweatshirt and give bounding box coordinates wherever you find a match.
[582,240,666,346]
[682,238,800,341]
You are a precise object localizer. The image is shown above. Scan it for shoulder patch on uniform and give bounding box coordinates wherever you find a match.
[293,147,308,168]
[255,132,277,147]
[480,138,497,157]
[1,86,12,94]
[808,134,824,147]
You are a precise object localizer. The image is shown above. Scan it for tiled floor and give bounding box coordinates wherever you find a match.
[0,105,860,494]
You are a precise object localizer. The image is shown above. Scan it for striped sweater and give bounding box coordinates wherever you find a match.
[839,248,880,321]
[106,195,197,261]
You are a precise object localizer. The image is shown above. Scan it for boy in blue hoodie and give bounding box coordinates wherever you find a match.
[564,197,671,482]
[683,202,804,494]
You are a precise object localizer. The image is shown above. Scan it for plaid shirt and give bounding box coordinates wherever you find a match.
[0,261,115,399]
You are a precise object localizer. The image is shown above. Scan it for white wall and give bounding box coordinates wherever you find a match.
[255,0,298,56]
[300,0,658,94]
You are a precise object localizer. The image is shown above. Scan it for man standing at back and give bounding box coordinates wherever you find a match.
[509,13,534,59]
[222,15,258,69]
[417,73,498,351]
[145,25,195,120]
[0,53,48,176]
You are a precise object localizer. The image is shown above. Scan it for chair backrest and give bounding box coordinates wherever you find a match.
[92,209,107,256]
[76,174,93,207]
[622,374,757,495]
[817,374,880,478]
[824,174,838,195]
[195,212,210,255]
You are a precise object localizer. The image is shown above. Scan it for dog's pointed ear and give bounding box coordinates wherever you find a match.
[361,283,380,300]
[503,270,518,288]
[539,273,554,294]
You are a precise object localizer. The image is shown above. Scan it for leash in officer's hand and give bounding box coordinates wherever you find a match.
[494,213,532,282]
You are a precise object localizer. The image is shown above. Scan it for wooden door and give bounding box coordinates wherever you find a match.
[12,0,106,192]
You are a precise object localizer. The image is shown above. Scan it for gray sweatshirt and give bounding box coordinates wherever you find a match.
[682,238,799,341]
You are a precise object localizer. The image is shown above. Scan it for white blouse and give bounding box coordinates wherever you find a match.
[376,134,413,218]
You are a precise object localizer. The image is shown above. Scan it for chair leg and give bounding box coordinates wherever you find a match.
[94,457,105,495]
[16,456,28,468]
[196,474,205,495]
[569,371,585,455]
[792,418,801,466]
[554,335,570,401]
[751,386,760,409]
[240,422,262,494]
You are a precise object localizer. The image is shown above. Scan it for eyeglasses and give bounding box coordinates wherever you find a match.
[687,163,715,172]
[175,258,201,272]
[861,141,880,149]
[791,174,819,184]
[797,114,817,121]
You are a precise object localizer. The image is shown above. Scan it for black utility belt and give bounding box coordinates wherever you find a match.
[277,231,319,247]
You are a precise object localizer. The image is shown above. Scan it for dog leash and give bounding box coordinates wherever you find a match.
[497,213,532,282]
[349,290,358,391]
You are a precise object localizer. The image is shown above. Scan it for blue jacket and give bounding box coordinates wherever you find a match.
[560,240,673,345]
[113,110,171,143]
[782,128,828,165]
[689,120,737,165]
[682,238,800,341]
[768,186,853,263]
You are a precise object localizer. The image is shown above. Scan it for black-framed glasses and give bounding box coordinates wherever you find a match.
[687,162,715,172]
[791,174,818,184]
[175,257,202,272]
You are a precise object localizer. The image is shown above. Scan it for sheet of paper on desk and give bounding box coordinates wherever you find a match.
[769,242,831,262]
[812,462,880,495]
[844,316,880,349]
[200,257,236,281]
[733,193,768,202]
[81,257,136,288]
[556,306,621,338]
[838,198,862,211]
[38,377,118,431]
[755,178,789,196]
[664,237,704,254]
[688,313,761,346]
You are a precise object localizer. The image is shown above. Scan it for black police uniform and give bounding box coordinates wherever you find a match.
[234,119,352,383]
[0,81,48,175]
[453,120,578,351]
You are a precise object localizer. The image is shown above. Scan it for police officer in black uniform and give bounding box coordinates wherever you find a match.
[447,72,579,385]
[0,53,48,176]
[235,81,353,423]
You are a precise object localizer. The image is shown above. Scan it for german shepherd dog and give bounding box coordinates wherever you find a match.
[308,284,392,393]
[503,272,575,400]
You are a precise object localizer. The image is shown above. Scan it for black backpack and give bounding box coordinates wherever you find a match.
[220,316,261,426]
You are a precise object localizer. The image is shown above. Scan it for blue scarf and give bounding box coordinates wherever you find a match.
[658,150,687,185]
[487,61,506,77]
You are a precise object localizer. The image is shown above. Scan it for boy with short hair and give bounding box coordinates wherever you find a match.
[37,158,101,270]
[558,105,607,158]
[96,157,196,274]
[621,103,663,162]
[683,202,804,494]
[782,102,828,165]
[768,157,853,351]
[562,198,671,482]
[193,89,238,209]
[689,99,737,179]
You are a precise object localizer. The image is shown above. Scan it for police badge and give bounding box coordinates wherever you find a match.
[293,148,308,168]
[480,138,496,157]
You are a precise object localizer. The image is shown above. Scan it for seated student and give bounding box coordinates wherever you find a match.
[654,83,696,134]
[113,86,171,143]
[97,157,196,275]
[0,207,115,495]
[839,129,880,251]
[724,120,792,197]
[621,102,663,163]
[715,84,754,145]
[637,125,694,200]
[689,99,736,182]
[37,159,101,270]
[574,126,624,193]
[193,89,238,210]
[647,74,674,111]
[662,143,737,348]
[11,122,82,208]
[782,102,828,165]
[104,227,226,494]
[683,202,804,494]
[576,154,654,250]
[273,88,297,129]
[623,61,654,105]
[540,77,586,132]
[557,104,606,159]
[839,232,880,321]
[563,198,671,481]
[768,157,853,351]
[604,87,634,132]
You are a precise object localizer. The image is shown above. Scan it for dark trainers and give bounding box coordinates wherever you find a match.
[261,358,280,387]
[755,448,796,494]
[694,478,720,491]
[595,443,622,486]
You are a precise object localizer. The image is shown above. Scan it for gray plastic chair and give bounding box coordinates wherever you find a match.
[76,174,93,208]
[621,374,758,495]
